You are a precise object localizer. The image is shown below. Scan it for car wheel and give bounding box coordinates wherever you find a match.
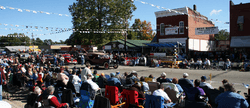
[104,62,109,70]
[113,63,118,69]
[86,61,91,66]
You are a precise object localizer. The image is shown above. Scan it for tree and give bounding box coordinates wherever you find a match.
[0,33,30,46]
[131,19,155,40]
[43,39,53,45]
[68,0,136,46]
[215,29,230,40]
[35,37,44,45]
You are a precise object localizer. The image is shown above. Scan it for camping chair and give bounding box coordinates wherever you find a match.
[217,61,225,70]
[105,85,122,105]
[162,83,179,97]
[145,94,165,108]
[93,95,125,108]
[200,86,222,107]
[121,89,145,108]
[78,90,95,108]
[147,82,160,94]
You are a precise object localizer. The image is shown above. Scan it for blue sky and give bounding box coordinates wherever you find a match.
[0,0,248,42]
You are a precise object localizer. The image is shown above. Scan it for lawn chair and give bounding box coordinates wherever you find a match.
[93,95,125,108]
[105,85,122,105]
[217,61,225,70]
[121,89,145,108]
[145,94,165,108]
[78,90,94,108]
[148,82,160,94]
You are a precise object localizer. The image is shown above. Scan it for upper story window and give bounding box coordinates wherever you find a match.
[237,16,244,31]
[179,21,184,34]
[160,23,165,35]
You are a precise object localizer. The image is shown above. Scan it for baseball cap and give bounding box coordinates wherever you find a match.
[201,75,207,80]
[131,70,136,73]
[161,72,166,77]
[116,71,120,75]
[110,73,115,77]
[183,73,189,77]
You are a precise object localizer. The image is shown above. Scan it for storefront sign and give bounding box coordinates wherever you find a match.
[195,26,219,35]
[165,27,179,35]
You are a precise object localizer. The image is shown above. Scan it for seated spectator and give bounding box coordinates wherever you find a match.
[97,73,107,88]
[186,79,205,102]
[57,67,69,87]
[219,79,228,92]
[107,73,121,87]
[156,72,171,84]
[215,83,249,108]
[225,59,231,70]
[153,84,172,103]
[178,73,194,89]
[126,71,139,84]
[92,70,99,83]
[203,58,211,69]
[139,76,149,92]
[71,71,81,93]
[85,74,100,92]
[199,76,213,89]
[46,86,69,108]
[172,77,183,94]
[195,58,202,69]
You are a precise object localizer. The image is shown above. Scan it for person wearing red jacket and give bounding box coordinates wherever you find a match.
[0,66,6,100]
[46,85,69,108]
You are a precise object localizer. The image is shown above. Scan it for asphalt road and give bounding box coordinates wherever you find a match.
[4,64,250,107]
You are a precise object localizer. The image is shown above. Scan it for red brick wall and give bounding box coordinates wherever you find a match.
[188,9,215,40]
[156,15,188,41]
[230,2,250,37]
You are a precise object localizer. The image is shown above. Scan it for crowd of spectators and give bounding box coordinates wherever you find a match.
[0,53,249,108]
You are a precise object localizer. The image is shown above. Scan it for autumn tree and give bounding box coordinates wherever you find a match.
[215,29,230,40]
[131,19,155,40]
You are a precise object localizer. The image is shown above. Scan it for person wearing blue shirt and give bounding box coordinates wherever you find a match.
[225,59,231,70]
[215,83,249,108]
[2,61,9,67]
[53,55,57,67]
[81,55,85,66]
[107,73,121,87]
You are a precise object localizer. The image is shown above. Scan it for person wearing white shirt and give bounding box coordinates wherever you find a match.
[153,84,172,103]
[85,74,100,91]
[195,58,202,69]
[203,58,211,69]
[81,65,92,82]
[71,71,81,93]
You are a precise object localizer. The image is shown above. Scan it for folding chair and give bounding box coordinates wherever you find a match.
[145,94,165,108]
[162,83,179,97]
[121,89,145,108]
[93,95,125,108]
[78,90,94,108]
[218,61,225,70]
[105,85,122,105]
[147,82,160,94]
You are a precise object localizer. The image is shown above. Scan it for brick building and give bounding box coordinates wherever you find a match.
[155,5,216,55]
[230,1,250,54]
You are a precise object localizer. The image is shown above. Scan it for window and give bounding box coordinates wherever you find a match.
[179,21,184,34]
[237,16,244,31]
[160,23,165,35]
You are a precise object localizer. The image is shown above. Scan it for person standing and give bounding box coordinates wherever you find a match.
[0,66,6,100]
[81,64,92,82]
[81,55,85,66]
[60,55,65,66]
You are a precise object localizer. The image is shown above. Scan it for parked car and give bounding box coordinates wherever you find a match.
[44,54,54,64]
[85,52,118,70]
[62,54,77,65]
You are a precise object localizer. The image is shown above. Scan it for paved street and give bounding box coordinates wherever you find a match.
[4,65,250,107]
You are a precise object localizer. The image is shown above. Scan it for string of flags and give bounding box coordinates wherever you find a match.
[133,0,229,24]
[0,5,70,17]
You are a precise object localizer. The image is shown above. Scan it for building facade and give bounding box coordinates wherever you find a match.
[155,5,216,54]
[230,1,250,54]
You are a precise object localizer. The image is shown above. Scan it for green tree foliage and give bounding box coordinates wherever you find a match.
[215,29,229,40]
[130,19,155,40]
[43,39,53,45]
[68,0,136,46]
[0,33,30,46]
[35,37,44,45]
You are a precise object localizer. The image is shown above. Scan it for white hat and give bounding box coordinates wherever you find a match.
[161,72,166,77]
[183,73,189,77]
[132,70,136,73]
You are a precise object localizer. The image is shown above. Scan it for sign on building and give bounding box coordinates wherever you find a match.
[195,26,219,35]
[165,27,179,35]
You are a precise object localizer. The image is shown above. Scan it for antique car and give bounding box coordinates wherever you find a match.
[62,54,77,64]
[85,52,118,70]
[44,54,54,64]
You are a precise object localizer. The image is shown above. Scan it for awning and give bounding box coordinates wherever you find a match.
[145,42,179,47]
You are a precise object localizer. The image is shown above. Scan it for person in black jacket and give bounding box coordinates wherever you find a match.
[97,73,107,88]
[178,73,194,90]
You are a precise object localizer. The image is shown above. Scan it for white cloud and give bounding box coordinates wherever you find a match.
[210,9,222,16]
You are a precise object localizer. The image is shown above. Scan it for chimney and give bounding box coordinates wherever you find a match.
[193,4,196,11]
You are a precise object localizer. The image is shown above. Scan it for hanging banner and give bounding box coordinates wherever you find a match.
[165,27,178,35]
[195,26,219,35]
